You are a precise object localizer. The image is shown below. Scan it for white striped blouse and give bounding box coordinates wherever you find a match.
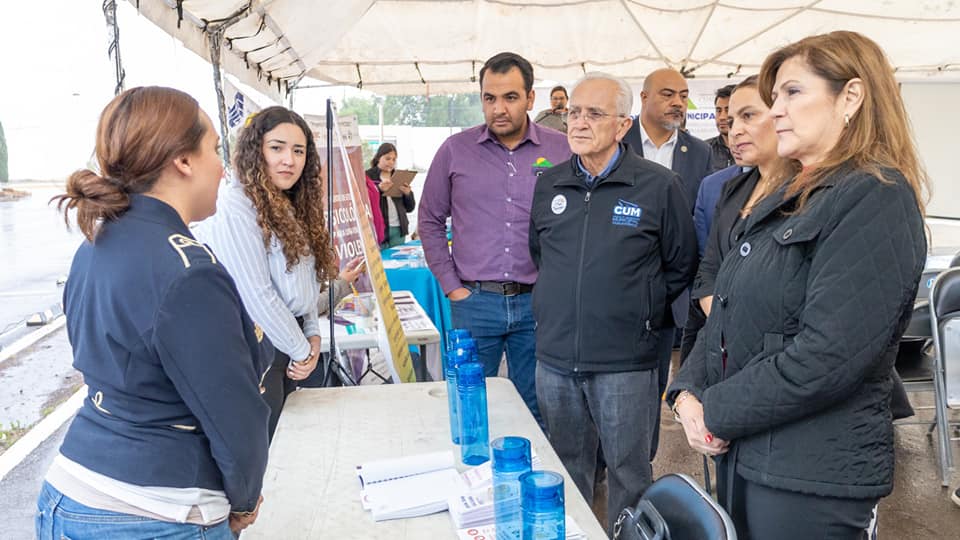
[194,180,320,361]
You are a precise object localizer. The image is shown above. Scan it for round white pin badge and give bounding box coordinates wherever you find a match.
[551,194,567,215]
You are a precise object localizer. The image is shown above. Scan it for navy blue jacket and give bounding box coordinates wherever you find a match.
[529,147,697,373]
[622,122,711,328]
[693,165,745,256]
[60,195,272,513]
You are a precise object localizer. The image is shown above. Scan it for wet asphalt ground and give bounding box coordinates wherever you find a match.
[0,185,82,351]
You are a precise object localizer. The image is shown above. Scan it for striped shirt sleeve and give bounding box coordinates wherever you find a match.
[198,190,311,361]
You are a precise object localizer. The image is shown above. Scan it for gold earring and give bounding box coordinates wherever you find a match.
[843,113,850,127]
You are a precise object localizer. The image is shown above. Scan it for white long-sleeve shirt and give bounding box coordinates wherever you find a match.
[194,181,320,361]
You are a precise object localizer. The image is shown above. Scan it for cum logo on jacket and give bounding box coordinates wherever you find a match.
[612,199,642,227]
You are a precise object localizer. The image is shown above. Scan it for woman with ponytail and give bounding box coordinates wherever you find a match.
[37,86,270,539]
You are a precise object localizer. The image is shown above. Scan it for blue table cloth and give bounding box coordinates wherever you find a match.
[383,241,452,361]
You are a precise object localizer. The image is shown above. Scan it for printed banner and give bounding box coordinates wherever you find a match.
[304,113,415,383]
[684,79,742,142]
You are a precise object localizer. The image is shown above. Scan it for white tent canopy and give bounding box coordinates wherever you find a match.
[129,0,960,101]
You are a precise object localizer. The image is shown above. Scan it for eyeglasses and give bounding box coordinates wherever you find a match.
[567,107,627,123]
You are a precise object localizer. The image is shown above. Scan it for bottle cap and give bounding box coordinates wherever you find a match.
[492,437,531,472]
[456,362,485,388]
[520,471,564,512]
[447,328,472,349]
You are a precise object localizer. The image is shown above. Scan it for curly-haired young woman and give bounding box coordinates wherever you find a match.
[196,106,337,440]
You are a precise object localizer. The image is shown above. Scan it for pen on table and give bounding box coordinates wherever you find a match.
[350,283,359,297]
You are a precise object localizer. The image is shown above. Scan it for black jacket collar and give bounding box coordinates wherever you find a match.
[743,164,846,232]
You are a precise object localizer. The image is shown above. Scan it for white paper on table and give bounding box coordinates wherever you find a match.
[447,485,496,528]
[356,451,454,486]
[458,452,543,490]
[455,515,586,540]
[364,468,464,521]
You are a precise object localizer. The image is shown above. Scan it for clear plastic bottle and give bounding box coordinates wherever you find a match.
[492,436,532,540]
[445,337,477,444]
[520,471,565,540]
[456,362,489,465]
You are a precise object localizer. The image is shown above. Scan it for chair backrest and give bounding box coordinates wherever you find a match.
[916,269,941,301]
[932,267,960,320]
[638,473,737,540]
[931,267,960,408]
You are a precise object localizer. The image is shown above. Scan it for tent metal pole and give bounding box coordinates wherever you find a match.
[205,6,251,167]
[102,0,126,95]
[208,28,232,166]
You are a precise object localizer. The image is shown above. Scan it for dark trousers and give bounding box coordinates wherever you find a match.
[719,465,878,540]
[262,351,298,441]
[536,364,658,535]
[650,327,675,461]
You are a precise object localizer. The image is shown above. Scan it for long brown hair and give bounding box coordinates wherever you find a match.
[370,142,397,169]
[52,87,206,241]
[233,106,336,284]
[758,31,929,214]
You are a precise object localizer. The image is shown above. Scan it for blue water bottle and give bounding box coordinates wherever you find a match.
[520,471,565,540]
[456,362,489,465]
[445,337,477,444]
[493,437,532,540]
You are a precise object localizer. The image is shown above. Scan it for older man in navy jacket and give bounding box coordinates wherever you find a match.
[530,72,697,534]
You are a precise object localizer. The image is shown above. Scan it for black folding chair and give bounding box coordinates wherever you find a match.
[614,473,736,540]
[929,267,960,485]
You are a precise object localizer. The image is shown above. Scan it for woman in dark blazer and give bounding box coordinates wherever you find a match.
[366,142,415,248]
[37,87,269,538]
[690,75,784,326]
[669,31,929,539]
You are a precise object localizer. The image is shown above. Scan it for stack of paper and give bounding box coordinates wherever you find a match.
[357,451,464,521]
[448,453,543,529]
[455,516,587,540]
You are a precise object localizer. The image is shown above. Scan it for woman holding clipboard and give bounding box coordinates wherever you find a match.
[366,142,416,248]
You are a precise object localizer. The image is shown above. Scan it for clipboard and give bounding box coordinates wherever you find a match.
[382,170,416,198]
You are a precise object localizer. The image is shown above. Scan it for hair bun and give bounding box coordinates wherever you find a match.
[53,168,131,241]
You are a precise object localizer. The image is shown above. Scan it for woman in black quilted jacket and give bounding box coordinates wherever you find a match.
[668,31,928,539]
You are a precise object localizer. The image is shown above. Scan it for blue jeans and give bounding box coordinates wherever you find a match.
[36,482,233,540]
[449,286,540,423]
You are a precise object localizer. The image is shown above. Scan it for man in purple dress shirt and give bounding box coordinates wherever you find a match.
[418,52,571,422]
